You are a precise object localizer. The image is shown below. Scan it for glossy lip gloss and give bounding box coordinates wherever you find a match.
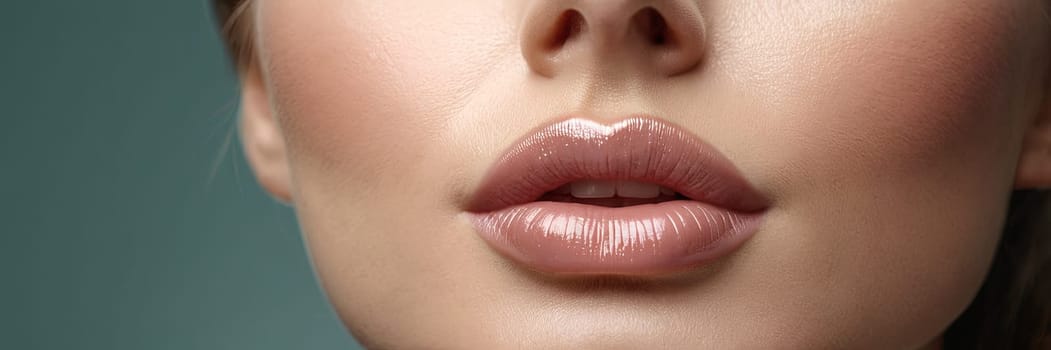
[465,116,768,275]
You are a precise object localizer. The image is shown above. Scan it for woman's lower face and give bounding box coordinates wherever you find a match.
[250,0,1048,348]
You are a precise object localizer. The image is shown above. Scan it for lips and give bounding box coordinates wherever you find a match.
[466,116,768,275]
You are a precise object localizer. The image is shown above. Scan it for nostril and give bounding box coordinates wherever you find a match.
[520,1,706,78]
[546,10,586,51]
[633,7,669,47]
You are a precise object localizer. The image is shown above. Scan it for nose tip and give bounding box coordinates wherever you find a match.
[520,0,706,78]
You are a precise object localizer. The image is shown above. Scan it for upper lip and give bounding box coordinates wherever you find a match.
[466,116,768,213]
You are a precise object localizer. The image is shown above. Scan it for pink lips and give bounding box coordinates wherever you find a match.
[466,117,768,275]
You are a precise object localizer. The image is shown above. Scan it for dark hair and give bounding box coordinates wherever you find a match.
[944,189,1051,349]
[212,0,255,71]
[209,1,1051,348]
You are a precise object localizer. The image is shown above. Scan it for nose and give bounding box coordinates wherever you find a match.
[520,0,706,78]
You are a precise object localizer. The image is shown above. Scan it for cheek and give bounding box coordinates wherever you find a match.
[771,8,1019,199]
[719,2,1026,226]
[253,2,525,342]
[256,0,515,187]
[753,2,1025,217]
[718,1,1030,344]
[719,1,1024,168]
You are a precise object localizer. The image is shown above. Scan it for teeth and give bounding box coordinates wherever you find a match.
[660,187,675,196]
[570,180,617,198]
[564,180,671,199]
[616,180,660,199]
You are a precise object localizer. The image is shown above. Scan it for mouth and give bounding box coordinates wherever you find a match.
[537,180,686,207]
[465,116,768,275]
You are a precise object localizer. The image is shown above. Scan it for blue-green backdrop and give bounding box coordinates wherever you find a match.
[4,1,362,349]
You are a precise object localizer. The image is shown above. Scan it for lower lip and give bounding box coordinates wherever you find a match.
[468,200,763,275]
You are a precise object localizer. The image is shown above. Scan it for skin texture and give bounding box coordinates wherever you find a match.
[238,0,1051,348]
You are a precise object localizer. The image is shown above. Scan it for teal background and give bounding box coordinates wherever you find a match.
[4,2,362,349]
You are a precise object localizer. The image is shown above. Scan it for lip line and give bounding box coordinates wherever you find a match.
[465,115,768,214]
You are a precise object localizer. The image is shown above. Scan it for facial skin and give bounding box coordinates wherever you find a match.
[238,0,1051,348]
